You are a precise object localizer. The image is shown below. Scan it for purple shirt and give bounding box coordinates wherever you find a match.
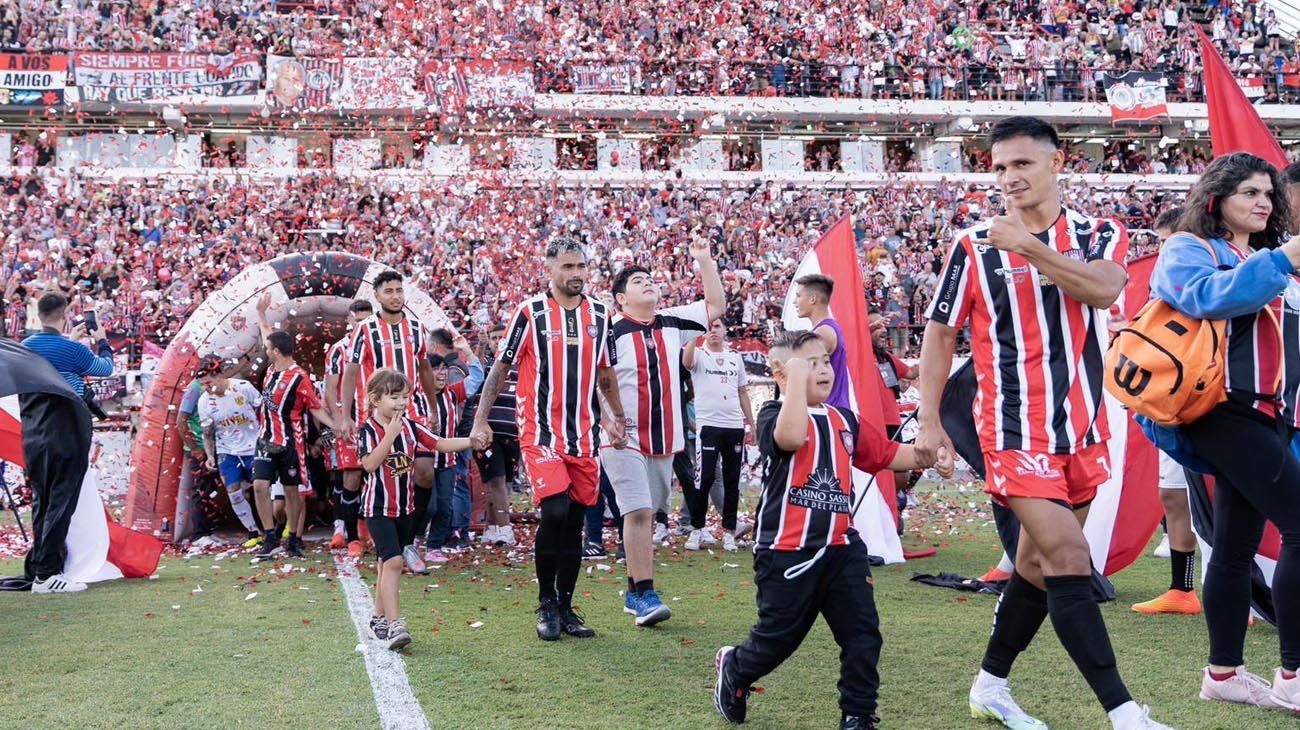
[816,318,851,411]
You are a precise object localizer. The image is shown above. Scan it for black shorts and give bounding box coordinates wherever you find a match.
[475,434,521,482]
[366,514,413,562]
[253,439,302,486]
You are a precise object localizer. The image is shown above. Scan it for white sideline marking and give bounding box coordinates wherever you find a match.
[333,555,432,730]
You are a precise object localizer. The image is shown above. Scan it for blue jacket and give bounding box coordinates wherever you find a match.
[1149,233,1293,319]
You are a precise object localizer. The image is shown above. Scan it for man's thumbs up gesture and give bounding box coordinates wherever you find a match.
[987,204,1035,256]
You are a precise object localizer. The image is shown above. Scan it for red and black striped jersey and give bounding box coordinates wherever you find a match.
[430,382,467,469]
[1213,240,1296,422]
[926,208,1128,455]
[498,292,614,458]
[754,400,898,552]
[3,300,24,339]
[259,365,320,448]
[610,301,709,455]
[325,336,350,414]
[358,416,441,518]
[348,313,430,422]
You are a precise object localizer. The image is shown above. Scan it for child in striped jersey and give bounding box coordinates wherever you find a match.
[358,369,484,652]
[713,330,951,730]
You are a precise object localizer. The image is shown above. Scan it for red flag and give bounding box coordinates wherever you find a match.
[0,395,21,466]
[105,509,165,578]
[1196,25,1288,167]
[782,215,903,563]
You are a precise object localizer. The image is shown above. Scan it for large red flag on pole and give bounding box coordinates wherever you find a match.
[781,215,904,563]
[1196,25,1288,168]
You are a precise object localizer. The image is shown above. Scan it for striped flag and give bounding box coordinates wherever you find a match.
[781,215,904,564]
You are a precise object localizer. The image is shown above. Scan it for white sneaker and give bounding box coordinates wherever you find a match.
[1152,534,1170,558]
[1199,666,1294,709]
[969,673,1048,729]
[1271,668,1300,710]
[653,523,670,545]
[497,526,517,547]
[685,529,703,551]
[699,529,718,547]
[734,520,753,540]
[32,574,88,594]
[722,531,738,552]
[1108,702,1173,729]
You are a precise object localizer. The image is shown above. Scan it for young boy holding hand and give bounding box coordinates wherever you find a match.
[714,330,952,729]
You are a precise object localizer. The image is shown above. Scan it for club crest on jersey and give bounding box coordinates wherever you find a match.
[1286,281,1300,309]
[838,429,854,454]
[586,324,598,338]
[230,313,248,331]
[386,452,413,477]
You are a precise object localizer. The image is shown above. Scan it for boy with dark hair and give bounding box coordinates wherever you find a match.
[791,273,850,410]
[714,330,949,730]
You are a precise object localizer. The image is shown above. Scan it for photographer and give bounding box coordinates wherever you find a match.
[18,291,114,593]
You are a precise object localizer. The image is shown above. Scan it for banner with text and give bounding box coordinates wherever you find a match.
[421,60,534,115]
[570,63,637,94]
[71,53,262,104]
[0,54,68,106]
[1101,71,1169,122]
[1237,74,1266,99]
[267,56,422,110]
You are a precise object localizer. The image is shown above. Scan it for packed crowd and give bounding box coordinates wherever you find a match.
[0,172,1178,357]
[2,0,1297,103]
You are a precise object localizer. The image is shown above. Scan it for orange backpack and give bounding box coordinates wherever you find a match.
[1104,238,1222,426]
[1104,237,1283,426]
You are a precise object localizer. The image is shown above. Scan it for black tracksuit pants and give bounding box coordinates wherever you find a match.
[728,538,883,716]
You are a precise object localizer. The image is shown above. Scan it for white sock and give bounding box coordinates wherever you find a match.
[227,487,259,532]
[996,551,1014,573]
[333,519,345,534]
[1107,701,1142,727]
[973,669,1007,691]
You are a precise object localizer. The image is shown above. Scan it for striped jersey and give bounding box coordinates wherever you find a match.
[259,365,320,448]
[325,336,351,418]
[1211,240,1296,423]
[357,416,441,518]
[430,382,467,469]
[482,356,520,438]
[926,208,1129,455]
[499,292,614,458]
[348,313,431,423]
[754,401,898,552]
[610,301,710,455]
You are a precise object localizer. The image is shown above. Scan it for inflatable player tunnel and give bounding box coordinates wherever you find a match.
[125,252,449,540]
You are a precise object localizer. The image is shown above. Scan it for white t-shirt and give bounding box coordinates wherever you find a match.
[690,348,748,429]
[197,379,262,457]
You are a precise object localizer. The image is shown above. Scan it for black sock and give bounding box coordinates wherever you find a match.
[265,527,277,541]
[981,570,1049,678]
[628,577,636,594]
[555,501,585,609]
[1170,549,1195,592]
[535,493,573,603]
[635,579,654,595]
[341,490,361,541]
[1044,575,1132,712]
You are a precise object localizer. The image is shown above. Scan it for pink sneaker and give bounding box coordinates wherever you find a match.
[1199,666,1294,709]
[1271,668,1300,710]
[423,549,449,564]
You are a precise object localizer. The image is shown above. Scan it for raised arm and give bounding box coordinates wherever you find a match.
[773,358,811,451]
[690,234,727,322]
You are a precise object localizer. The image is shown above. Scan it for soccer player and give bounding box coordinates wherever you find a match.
[790,273,851,410]
[471,237,626,642]
[252,292,336,559]
[682,320,755,552]
[359,368,480,652]
[713,330,949,730]
[196,355,264,546]
[1130,207,1201,617]
[337,270,440,513]
[605,231,725,626]
[916,116,1170,729]
[324,299,373,557]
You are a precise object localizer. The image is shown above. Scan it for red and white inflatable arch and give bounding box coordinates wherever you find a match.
[125,252,448,539]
